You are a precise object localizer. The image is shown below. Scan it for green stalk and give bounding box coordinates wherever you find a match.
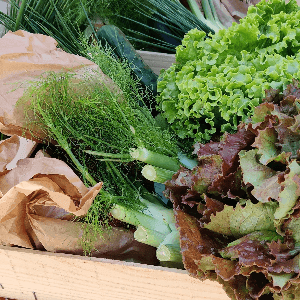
[134,226,166,247]
[156,244,182,262]
[200,0,220,32]
[130,148,180,172]
[84,150,132,160]
[168,223,177,232]
[207,0,226,29]
[139,197,176,224]
[135,181,165,206]
[142,165,174,183]
[55,133,97,186]
[161,229,180,247]
[177,152,198,170]
[187,0,207,23]
[110,204,172,235]
[32,98,97,186]
[14,0,27,31]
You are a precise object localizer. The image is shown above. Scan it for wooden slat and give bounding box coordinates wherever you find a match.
[137,50,176,75]
[0,246,230,300]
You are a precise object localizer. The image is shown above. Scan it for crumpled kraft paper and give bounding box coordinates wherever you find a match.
[0,136,158,264]
[0,135,102,248]
[0,30,119,142]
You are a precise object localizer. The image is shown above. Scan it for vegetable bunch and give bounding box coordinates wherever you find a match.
[157,0,300,144]
[19,40,186,264]
[164,80,300,299]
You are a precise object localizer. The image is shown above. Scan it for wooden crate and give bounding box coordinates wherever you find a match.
[0,246,230,300]
[0,51,230,300]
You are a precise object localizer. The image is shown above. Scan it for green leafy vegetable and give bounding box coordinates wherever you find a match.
[156,0,300,143]
[164,80,300,299]
[0,0,98,55]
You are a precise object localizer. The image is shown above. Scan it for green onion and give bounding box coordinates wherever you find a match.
[134,226,166,247]
[187,0,207,23]
[130,148,180,172]
[141,165,174,183]
[156,244,182,262]
[110,204,172,235]
[14,0,27,31]
[200,0,220,32]
[139,197,176,224]
[207,0,226,29]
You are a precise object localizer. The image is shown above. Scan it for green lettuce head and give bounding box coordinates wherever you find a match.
[156,0,300,144]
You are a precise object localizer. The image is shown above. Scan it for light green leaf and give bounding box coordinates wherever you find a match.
[275,160,300,219]
[230,201,278,237]
[239,149,277,188]
[252,127,280,165]
[204,200,278,238]
[203,205,234,236]
[270,272,294,289]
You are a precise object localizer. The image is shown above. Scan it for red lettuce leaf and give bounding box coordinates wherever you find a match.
[165,80,300,299]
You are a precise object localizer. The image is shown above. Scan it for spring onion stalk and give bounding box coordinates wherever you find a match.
[161,229,180,247]
[207,0,226,29]
[135,183,166,206]
[187,0,207,23]
[130,148,180,172]
[200,0,220,32]
[177,152,198,170]
[187,0,220,32]
[134,226,166,247]
[142,165,175,183]
[14,0,27,31]
[139,197,176,225]
[110,204,172,235]
[156,244,182,262]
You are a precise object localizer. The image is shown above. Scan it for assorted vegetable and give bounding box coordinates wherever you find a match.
[4,0,300,298]
[19,41,185,264]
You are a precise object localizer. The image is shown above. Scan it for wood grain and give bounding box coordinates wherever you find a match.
[0,246,230,300]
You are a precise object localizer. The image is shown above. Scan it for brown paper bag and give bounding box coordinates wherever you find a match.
[0,136,158,264]
[0,30,119,142]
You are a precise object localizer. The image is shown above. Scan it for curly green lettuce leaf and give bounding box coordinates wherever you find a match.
[156,0,300,143]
